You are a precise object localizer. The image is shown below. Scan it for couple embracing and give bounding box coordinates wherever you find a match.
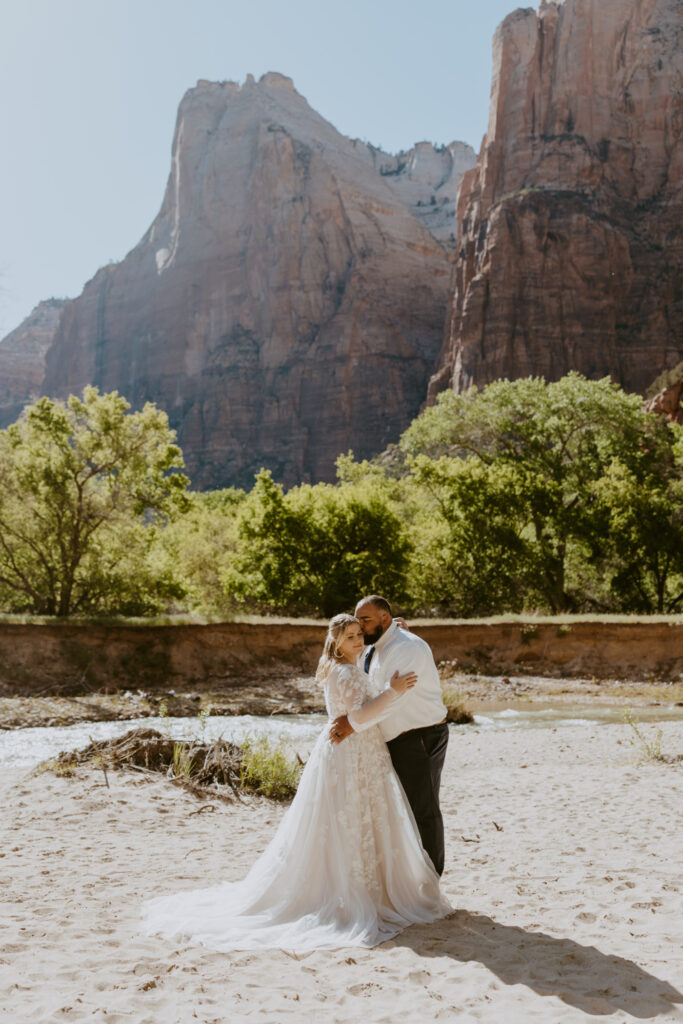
[142,595,451,951]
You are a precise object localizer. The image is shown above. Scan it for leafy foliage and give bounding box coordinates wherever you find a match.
[239,735,303,800]
[1,374,681,619]
[0,388,188,616]
[401,374,683,613]
[159,487,245,614]
[225,470,410,615]
[407,456,534,615]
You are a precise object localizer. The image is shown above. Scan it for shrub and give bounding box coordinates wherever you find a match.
[239,735,303,800]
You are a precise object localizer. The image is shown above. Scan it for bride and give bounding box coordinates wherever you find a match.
[141,613,450,951]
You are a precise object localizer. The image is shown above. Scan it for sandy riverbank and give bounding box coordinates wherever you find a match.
[2,721,682,1024]
[2,671,682,730]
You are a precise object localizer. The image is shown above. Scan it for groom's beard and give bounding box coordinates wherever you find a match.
[363,625,384,645]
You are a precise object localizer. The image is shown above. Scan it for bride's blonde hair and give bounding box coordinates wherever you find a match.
[315,613,359,681]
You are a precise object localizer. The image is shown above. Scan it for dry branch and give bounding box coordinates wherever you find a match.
[54,726,246,801]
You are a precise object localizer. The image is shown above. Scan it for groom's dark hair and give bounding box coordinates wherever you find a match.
[357,594,393,616]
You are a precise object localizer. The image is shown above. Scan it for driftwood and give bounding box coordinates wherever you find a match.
[32,668,98,698]
[55,727,246,802]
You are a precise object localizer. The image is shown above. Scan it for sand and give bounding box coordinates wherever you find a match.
[1,720,682,1024]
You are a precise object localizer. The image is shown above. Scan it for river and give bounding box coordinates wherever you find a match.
[2,702,683,770]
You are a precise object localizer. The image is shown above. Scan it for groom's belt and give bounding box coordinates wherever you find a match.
[392,717,448,740]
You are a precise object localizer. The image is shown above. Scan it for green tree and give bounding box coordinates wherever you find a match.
[594,458,683,612]
[160,487,246,613]
[407,456,534,615]
[0,387,189,616]
[226,470,410,616]
[401,373,682,613]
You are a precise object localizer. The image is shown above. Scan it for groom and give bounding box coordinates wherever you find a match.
[329,595,449,875]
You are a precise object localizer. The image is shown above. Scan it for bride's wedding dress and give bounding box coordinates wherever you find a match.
[141,662,450,951]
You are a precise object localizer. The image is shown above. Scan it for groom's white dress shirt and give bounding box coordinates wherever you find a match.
[349,621,447,742]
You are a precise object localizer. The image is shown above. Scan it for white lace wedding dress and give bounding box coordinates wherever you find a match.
[140,662,450,951]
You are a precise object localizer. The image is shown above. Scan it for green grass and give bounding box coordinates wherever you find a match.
[407,613,683,626]
[0,612,327,626]
[441,683,466,708]
[440,684,474,724]
[35,757,77,777]
[239,735,303,800]
[623,709,665,762]
[171,741,196,779]
[0,612,681,627]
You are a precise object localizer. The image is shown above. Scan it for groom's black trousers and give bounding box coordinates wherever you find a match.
[386,720,449,876]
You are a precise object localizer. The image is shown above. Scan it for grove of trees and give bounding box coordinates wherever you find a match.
[0,373,681,618]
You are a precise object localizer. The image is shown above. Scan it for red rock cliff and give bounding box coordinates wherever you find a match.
[40,73,458,488]
[0,299,67,425]
[430,0,683,399]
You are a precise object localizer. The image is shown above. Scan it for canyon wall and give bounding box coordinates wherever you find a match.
[356,139,476,247]
[4,0,679,486]
[431,0,683,399]
[23,74,474,488]
[0,299,67,426]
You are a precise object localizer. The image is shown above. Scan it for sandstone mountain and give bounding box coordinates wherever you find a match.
[0,299,68,427]
[646,381,683,423]
[646,363,683,424]
[355,139,477,248]
[3,73,474,488]
[430,0,683,399]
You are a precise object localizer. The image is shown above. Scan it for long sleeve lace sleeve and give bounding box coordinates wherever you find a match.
[348,686,400,731]
[326,664,399,733]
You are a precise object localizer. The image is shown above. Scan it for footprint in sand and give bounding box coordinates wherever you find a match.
[347,982,382,997]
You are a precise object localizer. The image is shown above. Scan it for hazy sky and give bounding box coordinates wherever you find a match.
[0,0,518,336]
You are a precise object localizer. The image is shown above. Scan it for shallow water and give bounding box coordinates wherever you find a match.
[2,704,683,770]
[0,713,325,770]
[471,703,683,731]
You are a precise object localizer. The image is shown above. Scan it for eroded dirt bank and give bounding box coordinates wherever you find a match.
[1,619,682,694]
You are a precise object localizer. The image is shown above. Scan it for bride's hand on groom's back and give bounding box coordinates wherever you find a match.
[329,714,353,744]
[394,616,409,630]
[390,670,417,694]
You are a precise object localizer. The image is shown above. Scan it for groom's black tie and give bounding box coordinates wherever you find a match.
[363,646,375,673]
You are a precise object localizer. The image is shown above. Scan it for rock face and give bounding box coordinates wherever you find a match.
[646,379,683,424]
[355,139,476,248]
[431,0,683,400]
[37,73,469,488]
[0,299,67,426]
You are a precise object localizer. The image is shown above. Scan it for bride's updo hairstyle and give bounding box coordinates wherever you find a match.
[315,613,359,681]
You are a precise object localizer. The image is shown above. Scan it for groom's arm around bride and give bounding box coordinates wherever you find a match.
[329,595,449,876]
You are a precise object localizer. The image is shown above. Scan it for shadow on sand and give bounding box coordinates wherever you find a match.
[392,909,683,1019]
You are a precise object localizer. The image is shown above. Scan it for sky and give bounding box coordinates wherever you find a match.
[0,0,519,337]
